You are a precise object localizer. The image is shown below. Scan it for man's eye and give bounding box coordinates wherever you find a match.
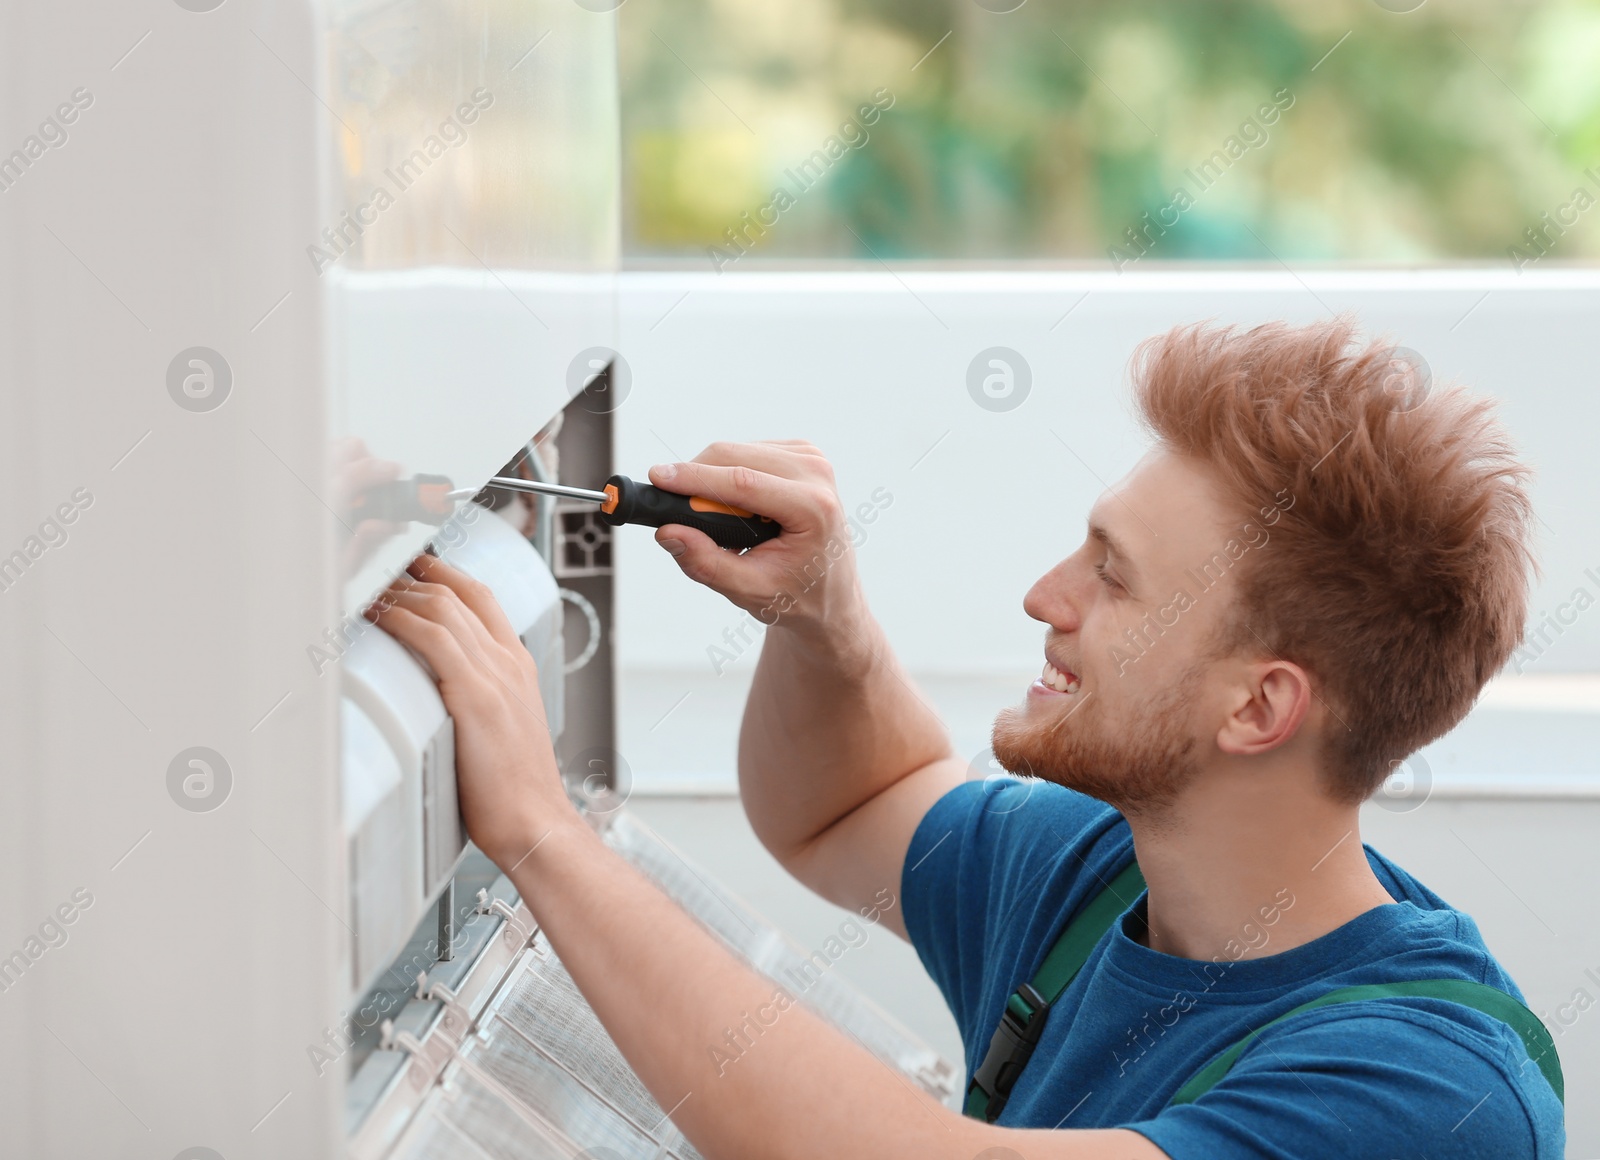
[1094,562,1124,593]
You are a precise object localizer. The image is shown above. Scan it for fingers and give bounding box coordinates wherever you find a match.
[686,440,830,480]
[380,568,502,670]
[330,436,371,467]
[331,440,402,509]
[647,460,830,532]
[371,552,554,694]
[380,583,501,673]
[408,555,525,654]
[343,456,402,492]
[654,524,736,589]
[367,602,485,689]
[373,575,551,728]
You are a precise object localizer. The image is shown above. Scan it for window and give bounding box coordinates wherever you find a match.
[621,0,1600,267]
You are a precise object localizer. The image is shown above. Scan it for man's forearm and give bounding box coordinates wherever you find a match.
[515,820,964,1160]
[508,818,1149,1160]
[736,597,953,862]
[506,819,936,1159]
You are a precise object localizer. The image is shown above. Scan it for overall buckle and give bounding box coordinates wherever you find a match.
[968,982,1052,1122]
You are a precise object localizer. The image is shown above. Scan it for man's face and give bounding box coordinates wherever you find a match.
[991,449,1254,814]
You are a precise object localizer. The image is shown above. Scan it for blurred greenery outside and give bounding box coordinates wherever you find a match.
[618,0,1600,267]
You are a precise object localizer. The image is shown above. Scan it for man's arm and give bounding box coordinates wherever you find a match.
[371,557,1162,1160]
[646,442,964,936]
[505,812,1160,1160]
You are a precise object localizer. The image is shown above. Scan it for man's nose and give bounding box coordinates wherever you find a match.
[1022,563,1082,632]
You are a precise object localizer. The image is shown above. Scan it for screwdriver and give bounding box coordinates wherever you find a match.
[352,474,457,525]
[449,475,782,551]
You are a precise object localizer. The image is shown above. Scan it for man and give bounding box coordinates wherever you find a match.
[373,318,1564,1158]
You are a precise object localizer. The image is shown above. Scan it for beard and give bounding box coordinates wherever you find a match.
[990,660,1207,816]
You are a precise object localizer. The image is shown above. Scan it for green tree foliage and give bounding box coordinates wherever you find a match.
[620,0,1600,266]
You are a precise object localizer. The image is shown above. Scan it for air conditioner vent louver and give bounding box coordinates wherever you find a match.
[469,1028,665,1157]
[390,1067,580,1159]
[602,812,961,1101]
[364,809,956,1158]
[492,954,671,1135]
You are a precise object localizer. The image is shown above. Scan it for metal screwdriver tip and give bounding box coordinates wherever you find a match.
[448,477,611,504]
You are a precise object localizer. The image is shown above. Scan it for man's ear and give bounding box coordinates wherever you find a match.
[1217,660,1311,756]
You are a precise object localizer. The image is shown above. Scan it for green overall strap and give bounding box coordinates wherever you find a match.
[964,860,1147,1122]
[1169,979,1565,1106]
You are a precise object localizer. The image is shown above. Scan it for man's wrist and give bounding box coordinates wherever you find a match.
[490,808,594,879]
[771,587,880,679]
[497,814,614,936]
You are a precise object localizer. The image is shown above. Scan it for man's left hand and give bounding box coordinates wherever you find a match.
[368,554,575,871]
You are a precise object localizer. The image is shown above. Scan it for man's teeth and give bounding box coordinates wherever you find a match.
[1041,661,1081,694]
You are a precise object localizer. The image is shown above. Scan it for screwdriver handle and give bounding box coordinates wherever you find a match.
[351,474,455,525]
[598,474,781,551]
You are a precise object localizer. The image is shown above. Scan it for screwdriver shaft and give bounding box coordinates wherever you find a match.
[443,472,780,550]
[447,477,611,504]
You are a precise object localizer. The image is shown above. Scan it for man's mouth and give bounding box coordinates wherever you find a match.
[1038,660,1081,695]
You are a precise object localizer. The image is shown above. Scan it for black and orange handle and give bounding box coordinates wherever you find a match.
[597,474,781,551]
[352,474,456,525]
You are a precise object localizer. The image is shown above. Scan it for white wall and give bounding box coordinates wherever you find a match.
[613,269,1600,677]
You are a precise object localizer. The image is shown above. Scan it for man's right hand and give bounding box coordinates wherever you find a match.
[648,440,868,650]
[646,439,962,941]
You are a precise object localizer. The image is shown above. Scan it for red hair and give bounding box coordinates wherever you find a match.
[1131,318,1536,801]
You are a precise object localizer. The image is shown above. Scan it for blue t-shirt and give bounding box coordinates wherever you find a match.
[901,779,1564,1159]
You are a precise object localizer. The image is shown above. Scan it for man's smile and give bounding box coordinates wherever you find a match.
[1033,658,1082,697]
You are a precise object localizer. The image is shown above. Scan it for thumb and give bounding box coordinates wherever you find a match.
[655,524,732,590]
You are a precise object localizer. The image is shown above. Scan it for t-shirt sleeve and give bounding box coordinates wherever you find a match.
[1126,1004,1563,1160]
[899,777,1130,1050]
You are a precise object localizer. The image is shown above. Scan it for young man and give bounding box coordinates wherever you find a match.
[373,319,1564,1158]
